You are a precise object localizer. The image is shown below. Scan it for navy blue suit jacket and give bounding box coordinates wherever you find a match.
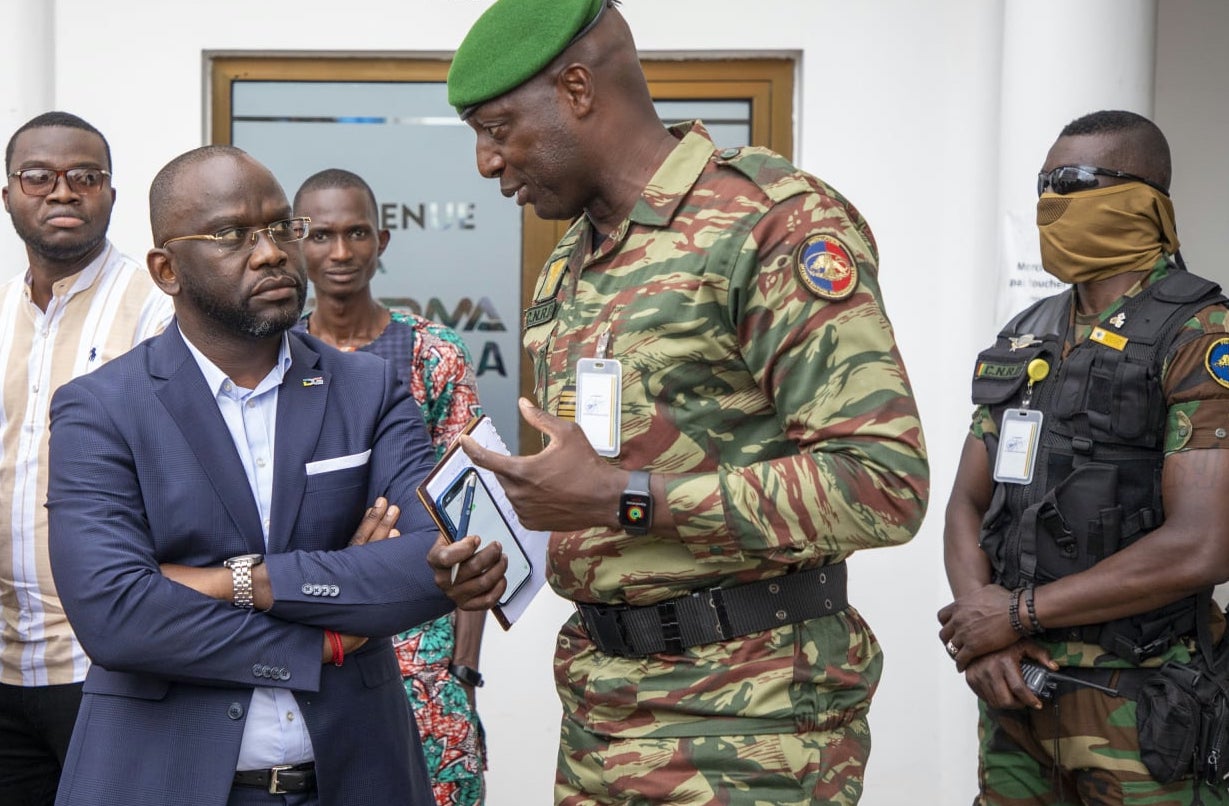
[47,323,452,806]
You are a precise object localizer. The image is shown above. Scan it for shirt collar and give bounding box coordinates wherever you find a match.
[23,241,116,304]
[180,325,292,398]
[621,120,717,229]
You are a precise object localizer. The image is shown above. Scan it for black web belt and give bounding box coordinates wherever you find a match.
[576,562,848,658]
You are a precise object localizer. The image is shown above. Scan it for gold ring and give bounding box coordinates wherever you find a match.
[946,640,959,658]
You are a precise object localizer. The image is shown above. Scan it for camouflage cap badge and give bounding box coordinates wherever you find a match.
[794,234,859,301]
[447,0,608,119]
[1205,337,1229,389]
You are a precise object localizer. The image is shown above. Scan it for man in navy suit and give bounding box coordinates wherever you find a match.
[45,145,452,805]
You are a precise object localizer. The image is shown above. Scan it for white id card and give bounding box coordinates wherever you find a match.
[993,408,1043,484]
[575,357,622,457]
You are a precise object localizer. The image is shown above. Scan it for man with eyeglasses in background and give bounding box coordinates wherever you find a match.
[939,110,1229,804]
[0,111,172,806]
[43,144,452,805]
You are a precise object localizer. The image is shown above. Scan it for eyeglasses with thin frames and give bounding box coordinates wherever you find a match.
[161,217,312,253]
[8,167,111,196]
[1037,165,1168,197]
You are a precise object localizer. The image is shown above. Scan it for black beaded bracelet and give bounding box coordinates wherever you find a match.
[1008,587,1027,637]
[1024,585,1043,634]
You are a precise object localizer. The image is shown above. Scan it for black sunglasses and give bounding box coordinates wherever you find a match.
[1037,165,1168,197]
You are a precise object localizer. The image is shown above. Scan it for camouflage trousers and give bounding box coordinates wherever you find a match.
[554,714,870,805]
[977,686,1229,805]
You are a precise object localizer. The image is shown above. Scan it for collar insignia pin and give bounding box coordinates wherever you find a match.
[302,376,324,387]
[1109,313,1126,328]
[1009,334,1042,351]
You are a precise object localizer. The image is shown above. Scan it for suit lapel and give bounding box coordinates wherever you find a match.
[268,335,328,554]
[151,325,265,554]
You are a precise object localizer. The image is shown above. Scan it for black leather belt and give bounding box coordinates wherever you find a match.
[233,762,317,794]
[576,563,848,658]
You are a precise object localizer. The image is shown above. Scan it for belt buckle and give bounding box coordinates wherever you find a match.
[267,764,294,795]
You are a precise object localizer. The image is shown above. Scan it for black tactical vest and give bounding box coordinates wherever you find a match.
[972,268,1226,662]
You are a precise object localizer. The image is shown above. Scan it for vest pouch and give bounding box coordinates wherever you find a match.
[1200,690,1229,787]
[1026,461,1119,583]
[1138,655,1229,788]
[1051,349,1095,420]
[1111,359,1162,441]
[971,343,1052,406]
[1138,662,1202,783]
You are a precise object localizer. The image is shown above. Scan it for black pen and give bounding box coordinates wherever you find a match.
[451,473,478,585]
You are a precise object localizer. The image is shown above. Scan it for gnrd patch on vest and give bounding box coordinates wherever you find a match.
[794,234,858,301]
[1205,337,1229,389]
[975,361,1025,380]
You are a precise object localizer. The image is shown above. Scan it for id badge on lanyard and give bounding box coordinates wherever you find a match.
[993,409,1043,484]
[992,358,1051,485]
[575,332,622,457]
[576,357,622,457]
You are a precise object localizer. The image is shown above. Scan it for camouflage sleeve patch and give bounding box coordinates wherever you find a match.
[1163,306,1229,453]
[794,234,858,301]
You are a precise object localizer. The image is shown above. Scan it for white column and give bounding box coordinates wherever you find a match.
[994,0,1158,325]
[0,0,55,280]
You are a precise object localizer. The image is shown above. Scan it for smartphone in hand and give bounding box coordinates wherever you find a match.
[438,469,533,606]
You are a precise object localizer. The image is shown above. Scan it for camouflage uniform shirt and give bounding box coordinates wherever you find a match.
[522,121,928,739]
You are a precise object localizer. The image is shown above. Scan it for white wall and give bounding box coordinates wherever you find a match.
[1156,0,1229,290]
[4,1,1227,803]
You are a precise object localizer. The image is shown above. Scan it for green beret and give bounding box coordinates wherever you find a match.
[448,0,607,118]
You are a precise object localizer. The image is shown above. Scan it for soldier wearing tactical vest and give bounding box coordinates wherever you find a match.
[940,110,1229,804]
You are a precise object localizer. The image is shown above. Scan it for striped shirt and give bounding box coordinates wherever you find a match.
[0,242,173,686]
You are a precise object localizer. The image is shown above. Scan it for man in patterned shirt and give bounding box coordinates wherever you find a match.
[0,111,172,804]
[429,1,928,803]
[940,110,1229,804]
[291,168,488,806]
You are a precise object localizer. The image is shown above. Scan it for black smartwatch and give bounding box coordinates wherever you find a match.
[618,470,653,535]
[449,663,484,688]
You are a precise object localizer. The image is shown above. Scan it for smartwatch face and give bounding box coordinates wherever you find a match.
[618,492,652,531]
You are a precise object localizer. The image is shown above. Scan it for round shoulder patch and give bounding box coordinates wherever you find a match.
[1206,337,1229,389]
[794,234,858,301]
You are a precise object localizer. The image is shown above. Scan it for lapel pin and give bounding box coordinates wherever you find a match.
[302,376,324,387]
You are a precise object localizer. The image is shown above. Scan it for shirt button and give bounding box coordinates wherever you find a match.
[286,712,295,721]
[247,400,256,408]
[223,381,232,392]
[256,458,267,468]
[228,702,245,720]
[301,583,312,594]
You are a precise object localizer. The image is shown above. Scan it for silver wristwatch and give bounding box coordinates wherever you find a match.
[223,554,264,609]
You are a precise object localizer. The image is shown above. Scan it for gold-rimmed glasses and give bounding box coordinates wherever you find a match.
[161,216,311,253]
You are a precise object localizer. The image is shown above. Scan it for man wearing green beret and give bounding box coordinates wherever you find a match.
[429,1,929,803]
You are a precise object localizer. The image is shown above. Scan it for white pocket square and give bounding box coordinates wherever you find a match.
[305,449,371,476]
